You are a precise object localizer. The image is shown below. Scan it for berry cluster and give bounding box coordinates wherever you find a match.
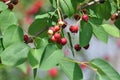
[24,35,33,44]
[74,44,90,51]
[2,0,19,10]
[48,20,67,45]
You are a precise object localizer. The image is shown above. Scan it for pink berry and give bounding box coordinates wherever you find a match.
[54,25,60,32]
[50,36,57,42]
[54,33,61,40]
[82,14,89,22]
[69,26,79,33]
[48,68,58,78]
[61,38,67,45]
[24,35,29,42]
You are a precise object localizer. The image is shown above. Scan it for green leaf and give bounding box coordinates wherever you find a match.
[114,18,120,30]
[60,58,83,80]
[93,0,111,20]
[102,24,120,38]
[77,0,85,2]
[80,21,93,47]
[92,25,108,43]
[49,0,57,8]
[0,2,8,11]
[28,48,43,69]
[59,0,77,17]
[0,38,3,53]
[89,17,103,25]
[90,58,120,80]
[3,25,24,48]
[0,10,17,34]
[28,19,48,37]
[40,44,64,70]
[0,42,30,66]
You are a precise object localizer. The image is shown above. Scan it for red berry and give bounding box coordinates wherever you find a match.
[54,33,61,40]
[110,13,119,21]
[74,14,80,20]
[11,0,19,5]
[84,44,90,49]
[50,36,57,42]
[74,44,81,51]
[56,39,61,44]
[82,14,89,22]
[54,25,60,32]
[24,35,29,42]
[7,3,14,10]
[48,68,58,78]
[69,25,79,33]
[61,38,67,45]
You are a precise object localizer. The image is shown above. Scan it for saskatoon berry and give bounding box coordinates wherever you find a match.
[48,29,54,35]
[11,0,19,5]
[74,14,80,21]
[82,14,89,22]
[84,44,90,49]
[54,25,60,32]
[61,38,67,45]
[74,44,81,51]
[110,13,119,20]
[69,26,79,33]
[50,36,56,42]
[54,33,61,40]
[7,3,14,10]
[82,9,87,14]
[48,68,58,78]
[24,35,29,42]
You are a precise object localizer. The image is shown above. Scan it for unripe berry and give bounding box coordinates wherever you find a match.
[69,25,79,33]
[61,38,67,45]
[84,44,90,49]
[74,44,81,51]
[48,29,54,35]
[54,33,61,40]
[58,20,64,27]
[82,14,89,22]
[48,68,58,78]
[54,25,60,32]
[49,27,55,33]
[74,14,80,21]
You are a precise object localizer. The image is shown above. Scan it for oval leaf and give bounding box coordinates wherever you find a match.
[60,58,83,80]
[90,58,120,80]
[3,25,24,48]
[80,21,93,47]
[0,42,30,66]
[0,2,8,11]
[102,24,120,38]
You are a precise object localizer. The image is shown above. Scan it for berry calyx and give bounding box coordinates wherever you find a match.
[61,38,67,45]
[24,35,29,42]
[84,44,90,49]
[48,68,58,78]
[69,25,79,33]
[54,33,61,40]
[82,14,89,22]
[74,14,80,21]
[74,44,81,51]
[11,0,19,5]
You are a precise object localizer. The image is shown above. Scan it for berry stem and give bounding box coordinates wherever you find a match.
[57,0,62,21]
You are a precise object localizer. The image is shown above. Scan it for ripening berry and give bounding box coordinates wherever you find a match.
[74,44,81,51]
[74,14,80,21]
[48,68,58,78]
[84,44,90,49]
[110,13,119,21]
[49,27,56,33]
[50,36,57,42]
[82,14,89,22]
[61,38,67,45]
[54,33,61,40]
[69,25,79,33]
